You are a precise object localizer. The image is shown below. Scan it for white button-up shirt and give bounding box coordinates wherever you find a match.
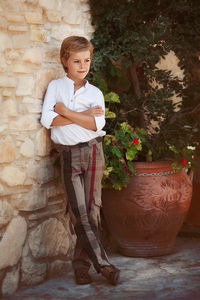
[41,76,106,145]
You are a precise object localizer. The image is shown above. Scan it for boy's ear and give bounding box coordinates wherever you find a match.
[61,57,68,67]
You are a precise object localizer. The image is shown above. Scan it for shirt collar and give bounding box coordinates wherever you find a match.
[64,75,89,89]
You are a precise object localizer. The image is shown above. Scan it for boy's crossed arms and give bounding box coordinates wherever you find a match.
[51,102,104,131]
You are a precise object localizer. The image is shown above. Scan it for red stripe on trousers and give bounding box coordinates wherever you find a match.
[88,145,96,212]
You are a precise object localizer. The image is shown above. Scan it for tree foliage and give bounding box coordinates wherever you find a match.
[89,0,200,162]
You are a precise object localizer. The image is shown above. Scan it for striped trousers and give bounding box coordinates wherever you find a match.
[59,138,111,273]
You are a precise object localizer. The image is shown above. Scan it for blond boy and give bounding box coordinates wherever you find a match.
[41,36,120,285]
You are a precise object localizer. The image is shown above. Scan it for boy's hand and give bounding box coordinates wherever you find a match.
[54,102,67,115]
[83,105,104,117]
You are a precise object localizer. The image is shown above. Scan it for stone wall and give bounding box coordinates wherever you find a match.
[0,0,93,296]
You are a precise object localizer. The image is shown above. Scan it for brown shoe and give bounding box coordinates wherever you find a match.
[74,268,92,285]
[100,265,120,285]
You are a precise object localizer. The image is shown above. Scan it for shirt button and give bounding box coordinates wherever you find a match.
[70,99,73,102]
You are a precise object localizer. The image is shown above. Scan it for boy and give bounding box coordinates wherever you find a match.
[41,36,120,285]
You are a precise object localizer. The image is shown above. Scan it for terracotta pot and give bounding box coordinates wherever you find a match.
[186,158,200,226]
[102,161,192,257]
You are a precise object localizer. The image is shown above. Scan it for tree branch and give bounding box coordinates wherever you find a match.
[169,102,200,125]
[129,62,141,98]
[129,62,147,128]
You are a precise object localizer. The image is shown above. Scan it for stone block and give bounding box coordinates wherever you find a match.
[0,201,14,229]
[46,10,61,22]
[10,115,37,131]
[23,48,42,65]
[2,90,12,97]
[48,260,70,277]
[63,13,82,25]
[0,16,7,29]
[6,50,20,60]
[21,255,47,285]
[24,99,42,114]
[2,0,23,11]
[0,33,12,52]
[12,63,31,73]
[44,47,60,63]
[0,125,7,134]
[47,184,64,198]
[51,24,71,41]
[24,0,38,4]
[16,76,34,96]
[35,70,55,99]
[30,25,48,42]
[28,218,69,258]
[39,0,60,10]
[6,14,25,23]
[62,1,82,24]
[3,99,17,117]
[0,216,27,269]
[25,12,43,24]
[1,266,19,295]
[12,34,30,49]
[8,25,28,32]
[0,56,7,72]
[0,76,16,88]
[0,184,4,194]
[36,158,55,184]
[20,138,34,157]
[0,137,16,163]
[0,166,26,186]
[36,127,51,156]
[15,186,47,211]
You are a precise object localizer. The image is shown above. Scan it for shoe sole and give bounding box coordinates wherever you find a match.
[75,279,92,285]
[109,269,120,285]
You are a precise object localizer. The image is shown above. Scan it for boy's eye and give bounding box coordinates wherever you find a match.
[73,59,90,63]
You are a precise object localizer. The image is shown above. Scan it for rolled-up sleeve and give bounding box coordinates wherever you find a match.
[40,80,59,129]
[94,90,106,131]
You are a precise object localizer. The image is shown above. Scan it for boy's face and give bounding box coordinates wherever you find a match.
[63,50,91,82]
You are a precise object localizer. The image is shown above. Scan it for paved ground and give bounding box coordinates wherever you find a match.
[3,237,200,300]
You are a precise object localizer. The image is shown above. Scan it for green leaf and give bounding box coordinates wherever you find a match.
[126,147,137,160]
[110,64,122,77]
[169,145,179,154]
[136,142,142,151]
[112,146,122,158]
[127,161,136,173]
[112,182,123,190]
[103,166,113,177]
[93,72,108,95]
[146,149,152,162]
[105,108,116,118]
[121,122,132,133]
[105,92,120,103]
[136,128,147,136]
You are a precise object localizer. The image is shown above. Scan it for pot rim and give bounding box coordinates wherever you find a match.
[133,160,174,173]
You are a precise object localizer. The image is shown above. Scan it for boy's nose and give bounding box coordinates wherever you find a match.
[80,62,85,68]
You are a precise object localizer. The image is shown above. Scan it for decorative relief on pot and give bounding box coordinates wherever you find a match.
[135,174,190,208]
[102,162,193,257]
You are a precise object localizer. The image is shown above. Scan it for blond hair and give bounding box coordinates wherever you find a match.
[60,36,94,73]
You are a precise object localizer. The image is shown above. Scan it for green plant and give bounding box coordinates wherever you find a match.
[102,98,196,190]
[102,122,146,190]
[88,0,200,189]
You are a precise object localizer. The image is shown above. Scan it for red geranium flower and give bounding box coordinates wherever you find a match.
[180,158,187,165]
[132,138,139,145]
[124,166,129,172]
